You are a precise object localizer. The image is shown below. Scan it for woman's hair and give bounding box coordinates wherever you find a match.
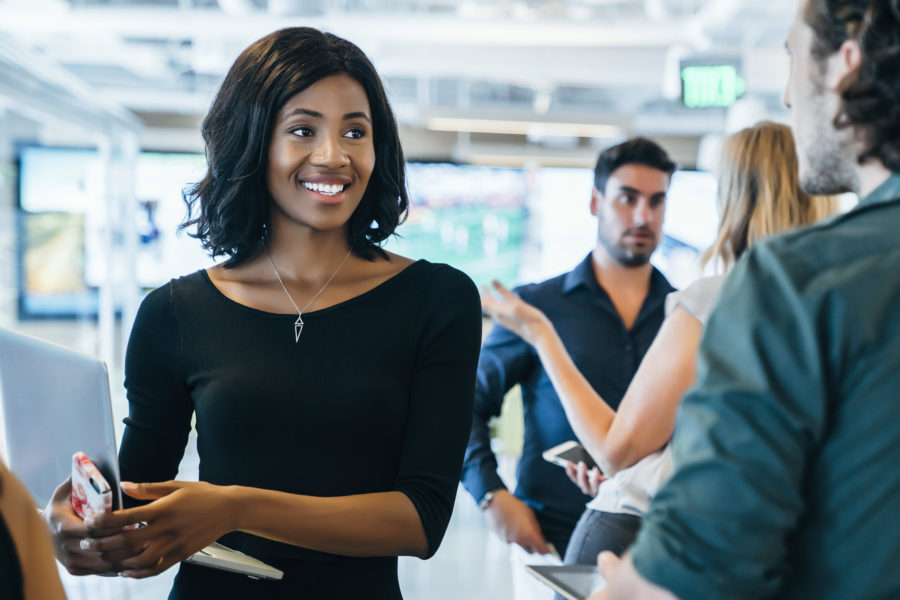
[182,27,408,265]
[804,0,900,172]
[703,121,839,270]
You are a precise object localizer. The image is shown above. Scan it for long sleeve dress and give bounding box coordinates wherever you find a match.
[119,260,482,599]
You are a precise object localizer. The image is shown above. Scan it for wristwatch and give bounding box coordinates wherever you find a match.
[478,488,503,511]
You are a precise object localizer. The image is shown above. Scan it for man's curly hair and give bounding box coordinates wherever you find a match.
[804,0,900,172]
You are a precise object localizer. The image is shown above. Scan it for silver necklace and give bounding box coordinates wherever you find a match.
[265,247,353,342]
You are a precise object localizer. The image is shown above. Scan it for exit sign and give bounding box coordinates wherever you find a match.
[681,62,746,108]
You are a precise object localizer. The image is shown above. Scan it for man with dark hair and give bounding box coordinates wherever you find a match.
[461,138,676,599]
[596,1,900,598]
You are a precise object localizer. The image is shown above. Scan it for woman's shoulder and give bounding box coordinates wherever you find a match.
[152,269,210,296]
[665,274,727,324]
[682,274,727,297]
[137,270,211,316]
[371,251,473,290]
[405,258,478,297]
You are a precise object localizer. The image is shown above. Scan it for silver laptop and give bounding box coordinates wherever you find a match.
[0,327,283,581]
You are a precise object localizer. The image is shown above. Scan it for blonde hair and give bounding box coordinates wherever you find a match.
[703,121,839,270]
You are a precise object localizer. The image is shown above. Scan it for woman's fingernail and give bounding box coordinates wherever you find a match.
[84,516,96,528]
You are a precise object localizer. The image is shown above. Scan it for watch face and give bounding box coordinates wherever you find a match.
[479,489,500,510]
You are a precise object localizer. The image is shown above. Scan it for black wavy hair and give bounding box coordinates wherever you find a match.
[805,0,900,171]
[181,27,408,266]
[593,137,677,195]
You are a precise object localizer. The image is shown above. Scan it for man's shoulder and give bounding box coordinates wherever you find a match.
[749,199,900,286]
[514,269,575,304]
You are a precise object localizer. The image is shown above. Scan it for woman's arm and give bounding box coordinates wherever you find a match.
[45,284,192,576]
[596,307,700,472]
[482,281,701,475]
[84,481,428,577]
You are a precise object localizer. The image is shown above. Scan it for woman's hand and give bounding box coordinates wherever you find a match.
[43,477,121,576]
[564,460,606,497]
[81,480,237,578]
[481,281,554,346]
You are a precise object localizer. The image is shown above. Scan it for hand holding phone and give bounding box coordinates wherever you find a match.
[71,451,112,519]
[542,440,599,471]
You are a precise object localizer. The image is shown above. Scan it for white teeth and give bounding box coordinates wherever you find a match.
[302,182,345,196]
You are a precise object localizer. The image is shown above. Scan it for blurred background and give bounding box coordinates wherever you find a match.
[0,1,812,598]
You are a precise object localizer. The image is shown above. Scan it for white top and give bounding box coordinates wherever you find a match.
[586,274,726,516]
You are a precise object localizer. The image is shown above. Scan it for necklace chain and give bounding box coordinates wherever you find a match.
[265,247,352,342]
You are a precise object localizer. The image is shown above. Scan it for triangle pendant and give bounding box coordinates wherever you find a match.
[294,314,304,343]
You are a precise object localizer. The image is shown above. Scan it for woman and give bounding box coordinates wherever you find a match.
[47,27,482,598]
[1,462,67,600]
[482,121,838,566]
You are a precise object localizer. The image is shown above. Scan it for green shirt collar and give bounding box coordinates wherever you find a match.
[856,173,900,210]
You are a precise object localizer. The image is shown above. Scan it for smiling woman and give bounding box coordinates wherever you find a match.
[45,27,482,600]
[265,74,376,240]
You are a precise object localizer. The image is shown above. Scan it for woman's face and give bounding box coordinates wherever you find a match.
[266,73,376,237]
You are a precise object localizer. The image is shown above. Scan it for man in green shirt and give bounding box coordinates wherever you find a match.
[595,0,900,598]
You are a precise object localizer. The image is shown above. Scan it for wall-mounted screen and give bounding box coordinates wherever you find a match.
[17,146,213,319]
[383,162,529,288]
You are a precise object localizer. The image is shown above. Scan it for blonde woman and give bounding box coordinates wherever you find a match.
[482,121,838,567]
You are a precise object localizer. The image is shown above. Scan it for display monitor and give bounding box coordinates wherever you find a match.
[383,162,529,288]
[17,146,213,318]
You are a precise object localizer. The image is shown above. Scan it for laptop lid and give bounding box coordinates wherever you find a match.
[0,327,283,581]
[0,327,123,510]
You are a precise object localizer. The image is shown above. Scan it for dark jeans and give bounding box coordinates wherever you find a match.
[553,509,642,600]
[563,508,642,565]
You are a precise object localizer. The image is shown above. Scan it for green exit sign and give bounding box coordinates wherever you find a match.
[681,64,746,108]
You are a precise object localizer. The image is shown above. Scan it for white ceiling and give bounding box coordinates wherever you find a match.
[0,0,799,165]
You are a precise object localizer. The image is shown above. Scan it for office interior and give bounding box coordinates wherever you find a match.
[0,1,852,598]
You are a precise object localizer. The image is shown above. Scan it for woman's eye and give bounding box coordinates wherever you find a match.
[344,128,366,139]
[290,127,313,137]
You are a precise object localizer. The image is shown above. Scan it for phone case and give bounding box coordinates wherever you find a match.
[71,451,112,519]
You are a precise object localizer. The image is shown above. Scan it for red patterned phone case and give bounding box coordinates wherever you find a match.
[71,451,112,519]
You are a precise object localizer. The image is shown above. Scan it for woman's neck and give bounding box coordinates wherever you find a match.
[264,227,353,283]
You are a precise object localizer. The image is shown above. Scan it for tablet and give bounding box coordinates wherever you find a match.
[526,564,606,600]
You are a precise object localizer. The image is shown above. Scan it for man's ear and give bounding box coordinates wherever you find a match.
[827,38,863,90]
[590,187,602,216]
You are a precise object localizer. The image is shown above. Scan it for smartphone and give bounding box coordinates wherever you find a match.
[542,441,599,471]
[71,451,112,519]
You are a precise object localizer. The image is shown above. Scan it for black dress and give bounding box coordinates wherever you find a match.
[118,260,482,599]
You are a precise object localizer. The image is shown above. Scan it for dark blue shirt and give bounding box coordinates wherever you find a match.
[461,253,674,552]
